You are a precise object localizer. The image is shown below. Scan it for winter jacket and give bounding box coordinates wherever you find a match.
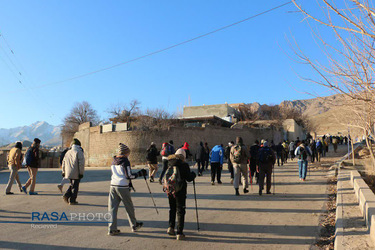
[249,144,260,160]
[195,143,205,161]
[7,147,22,169]
[257,146,276,170]
[203,146,210,161]
[289,142,295,152]
[110,156,138,187]
[167,154,196,194]
[230,144,249,164]
[210,145,224,164]
[146,146,159,164]
[26,146,40,168]
[62,145,85,180]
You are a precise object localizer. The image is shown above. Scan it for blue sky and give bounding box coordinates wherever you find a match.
[0,0,336,128]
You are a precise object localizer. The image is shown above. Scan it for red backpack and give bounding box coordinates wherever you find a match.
[161,143,170,156]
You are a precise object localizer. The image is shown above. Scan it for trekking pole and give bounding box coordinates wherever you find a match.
[192,179,200,231]
[273,165,275,195]
[142,173,159,215]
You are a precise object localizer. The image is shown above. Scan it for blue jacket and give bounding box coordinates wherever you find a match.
[210,145,224,164]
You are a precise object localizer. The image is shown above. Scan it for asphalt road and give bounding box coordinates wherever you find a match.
[0,158,329,250]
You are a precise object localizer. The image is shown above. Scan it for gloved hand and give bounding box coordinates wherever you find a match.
[79,174,83,179]
[137,169,147,177]
[62,173,65,177]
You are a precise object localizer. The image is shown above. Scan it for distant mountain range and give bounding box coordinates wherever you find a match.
[0,121,61,147]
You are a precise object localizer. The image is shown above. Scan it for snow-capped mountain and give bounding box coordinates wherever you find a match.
[0,121,61,147]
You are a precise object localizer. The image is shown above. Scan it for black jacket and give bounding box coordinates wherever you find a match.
[195,143,205,161]
[167,155,196,194]
[146,146,159,163]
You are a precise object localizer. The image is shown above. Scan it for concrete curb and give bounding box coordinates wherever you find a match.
[334,167,344,250]
[350,170,375,243]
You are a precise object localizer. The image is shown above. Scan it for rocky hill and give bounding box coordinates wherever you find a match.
[0,121,61,147]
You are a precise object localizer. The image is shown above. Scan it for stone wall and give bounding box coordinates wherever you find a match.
[73,122,282,167]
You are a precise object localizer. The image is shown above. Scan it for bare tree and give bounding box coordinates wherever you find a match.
[136,108,176,130]
[62,101,100,140]
[107,99,141,123]
[291,0,375,167]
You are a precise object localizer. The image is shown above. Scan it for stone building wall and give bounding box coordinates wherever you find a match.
[73,122,282,167]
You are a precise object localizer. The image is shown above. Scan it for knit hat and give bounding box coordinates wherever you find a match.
[34,138,41,144]
[117,143,130,155]
[175,148,186,160]
[71,138,81,146]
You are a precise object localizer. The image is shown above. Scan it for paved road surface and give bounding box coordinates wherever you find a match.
[0,159,328,249]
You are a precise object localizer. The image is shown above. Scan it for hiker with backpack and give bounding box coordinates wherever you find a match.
[62,139,85,205]
[209,144,224,185]
[275,142,284,167]
[309,139,316,163]
[294,140,312,181]
[5,142,23,195]
[146,142,159,182]
[164,148,196,240]
[316,139,323,162]
[230,137,250,195]
[203,142,210,171]
[249,140,260,184]
[195,142,205,176]
[181,142,192,160]
[22,138,41,195]
[159,140,175,185]
[108,143,147,236]
[257,141,276,196]
[224,141,234,184]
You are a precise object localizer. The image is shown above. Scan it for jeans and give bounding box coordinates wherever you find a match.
[168,191,186,235]
[210,162,222,182]
[6,165,22,193]
[249,158,258,182]
[63,179,80,202]
[108,186,137,231]
[298,160,308,180]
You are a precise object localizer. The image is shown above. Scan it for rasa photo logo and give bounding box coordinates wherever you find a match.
[30,211,112,228]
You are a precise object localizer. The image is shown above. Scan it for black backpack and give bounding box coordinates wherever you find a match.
[259,148,273,164]
[299,147,308,160]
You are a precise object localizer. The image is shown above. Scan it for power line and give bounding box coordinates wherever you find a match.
[9,1,292,92]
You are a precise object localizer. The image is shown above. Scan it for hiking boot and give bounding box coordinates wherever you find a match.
[132,222,143,232]
[150,176,154,183]
[198,173,201,176]
[5,192,14,195]
[267,191,272,194]
[21,186,27,194]
[211,181,215,185]
[108,229,120,236]
[63,196,69,204]
[235,188,240,196]
[259,190,262,196]
[230,179,233,184]
[29,191,38,195]
[57,184,63,193]
[158,179,163,185]
[167,227,176,236]
[176,234,185,240]
[19,187,23,193]
[70,201,79,205]
[243,188,249,194]
[217,181,222,184]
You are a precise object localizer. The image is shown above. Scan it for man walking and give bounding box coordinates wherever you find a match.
[257,141,276,196]
[5,142,23,194]
[230,137,250,196]
[62,139,85,205]
[224,142,234,184]
[159,140,175,184]
[295,140,312,181]
[22,138,41,195]
[249,140,260,184]
[210,144,224,185]
[195,142,205,176]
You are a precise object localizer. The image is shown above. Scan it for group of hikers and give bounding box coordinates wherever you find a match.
[3,134,340,240]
